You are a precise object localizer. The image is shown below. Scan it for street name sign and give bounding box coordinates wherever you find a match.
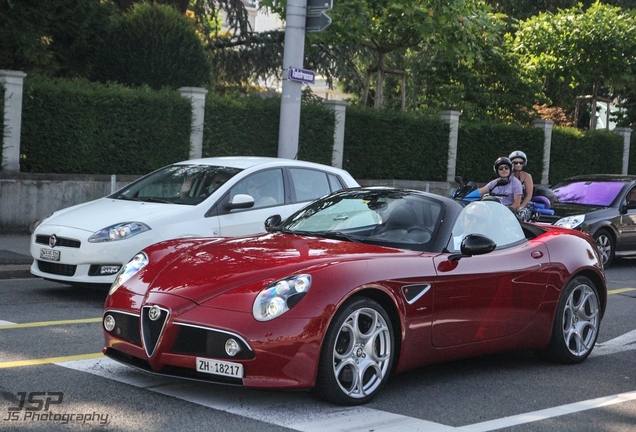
[288,68,316,84]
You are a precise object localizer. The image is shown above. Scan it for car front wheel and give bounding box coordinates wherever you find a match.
[593,229,615,267]
[538,276,601,364]
[313,297,394,405]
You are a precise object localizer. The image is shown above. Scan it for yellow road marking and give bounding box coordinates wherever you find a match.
[0,352,103,369]
[608,288,636,295]
[0,317,101,329]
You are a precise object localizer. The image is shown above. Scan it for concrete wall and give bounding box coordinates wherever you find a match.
[0,173,140,233]
[0,173,453,233]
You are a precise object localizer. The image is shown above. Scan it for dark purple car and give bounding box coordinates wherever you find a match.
[539,174,636,266]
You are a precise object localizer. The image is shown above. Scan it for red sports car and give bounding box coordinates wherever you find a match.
[102,187,606,405]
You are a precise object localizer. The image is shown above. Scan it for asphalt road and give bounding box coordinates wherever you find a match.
[1,257,635,431]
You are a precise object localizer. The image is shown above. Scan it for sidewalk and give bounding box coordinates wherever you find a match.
[0,233,33,279]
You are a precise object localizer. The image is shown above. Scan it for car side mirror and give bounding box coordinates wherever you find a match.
[226,194,254,210]
[449,234,497,261]
[265,214,283,232]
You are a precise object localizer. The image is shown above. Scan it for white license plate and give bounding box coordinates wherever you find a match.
[196,357,243,378]
[40,248,60,262]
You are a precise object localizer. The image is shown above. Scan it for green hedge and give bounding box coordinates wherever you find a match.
[629,132,636,175]
[202,93,334,165]
[549,127,623,184]
[0,82,4,165]
[20,78,192,174]
[343,107,449,181]
[456,122,545,183]
[9,77,634,182]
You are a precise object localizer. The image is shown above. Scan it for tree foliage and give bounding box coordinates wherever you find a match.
[510,2,636,127]
[262,0,504,110]
[0,0,116,77]
[485,0,636,19]
[91,2,212,89]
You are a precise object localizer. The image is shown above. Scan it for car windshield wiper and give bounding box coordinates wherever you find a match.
[135,197,174,204]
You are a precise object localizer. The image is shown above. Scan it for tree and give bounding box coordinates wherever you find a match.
[485,0,636,19]
[0,0,116,77]
[510,2,636,128]
[263,0,502,109]
[91,3,211,89]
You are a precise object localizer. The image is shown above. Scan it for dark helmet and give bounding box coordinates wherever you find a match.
[509,150,528,167]
[493,157,512,175]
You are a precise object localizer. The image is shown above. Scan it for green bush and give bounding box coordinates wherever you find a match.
[343,107,449,181]
[91,3,211,89]
[20,77,192,174]
[202,93,334,165]
[456,121,545,183]
[549,127,623,183]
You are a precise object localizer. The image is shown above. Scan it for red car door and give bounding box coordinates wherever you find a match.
[431,240,550,347]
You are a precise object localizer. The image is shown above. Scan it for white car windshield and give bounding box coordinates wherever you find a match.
[110,164,241,205]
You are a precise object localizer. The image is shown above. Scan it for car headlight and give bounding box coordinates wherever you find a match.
[555,214,585,229]
[109,252,148,295]
[88,222,151,242]
[252,274,312,321]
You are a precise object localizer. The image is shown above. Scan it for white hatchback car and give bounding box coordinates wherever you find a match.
[30,157,359,286]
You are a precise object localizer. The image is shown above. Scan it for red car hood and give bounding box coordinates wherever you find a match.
[147,233,418,307]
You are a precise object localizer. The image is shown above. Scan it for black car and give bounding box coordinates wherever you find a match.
[539,174,636,267]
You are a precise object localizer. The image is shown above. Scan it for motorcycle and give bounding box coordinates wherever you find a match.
[450,176,554,222]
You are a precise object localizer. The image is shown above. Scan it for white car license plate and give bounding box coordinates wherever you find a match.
[196,357,243,378]
[40,248,61,262]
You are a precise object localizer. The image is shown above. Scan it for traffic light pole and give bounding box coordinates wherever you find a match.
[277,0,307,160]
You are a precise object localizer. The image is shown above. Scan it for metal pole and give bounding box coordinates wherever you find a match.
[277,0,307,160]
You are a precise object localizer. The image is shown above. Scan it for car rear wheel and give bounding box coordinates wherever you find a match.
[538,276,600,364]
[593,229,614,267]
[313,297,394,405]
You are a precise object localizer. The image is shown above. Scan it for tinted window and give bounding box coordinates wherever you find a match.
[553,181,623,206]
[290,169,332,202]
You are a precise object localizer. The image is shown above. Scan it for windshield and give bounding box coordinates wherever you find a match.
[278,189,443,251]
[552,180,623,206]
[111,164,241,205]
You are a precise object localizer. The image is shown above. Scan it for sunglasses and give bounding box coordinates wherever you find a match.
[512,161,524,165]
[498,166,510,171]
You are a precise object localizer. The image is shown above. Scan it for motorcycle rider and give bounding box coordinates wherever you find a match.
[478,157,522,211]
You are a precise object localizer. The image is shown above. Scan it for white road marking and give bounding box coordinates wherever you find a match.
[0,320,16,325]
[60,348,636,432]
[591,328,636,357]
[58,357,454,431]
[458,391,636,432]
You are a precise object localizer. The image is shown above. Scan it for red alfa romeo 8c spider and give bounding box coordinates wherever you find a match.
[103,187,606,405]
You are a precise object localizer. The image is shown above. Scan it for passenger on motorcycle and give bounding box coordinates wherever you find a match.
[478,157,522,211]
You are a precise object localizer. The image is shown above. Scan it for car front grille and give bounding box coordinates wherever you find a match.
[35,235,81,248]
[172,323,254,360]
[37,260,77,276]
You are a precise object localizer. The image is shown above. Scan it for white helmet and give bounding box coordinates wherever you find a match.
[509,150,527,167]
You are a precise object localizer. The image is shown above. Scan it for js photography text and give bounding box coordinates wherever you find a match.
[3,391,110,425]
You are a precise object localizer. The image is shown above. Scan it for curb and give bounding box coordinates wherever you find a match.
[0,264,33,279]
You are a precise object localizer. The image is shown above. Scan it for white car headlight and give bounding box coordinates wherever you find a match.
[109,252,148,295]
[89,222,151,242]
[555,214,585,229]
[253,274,312,321]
